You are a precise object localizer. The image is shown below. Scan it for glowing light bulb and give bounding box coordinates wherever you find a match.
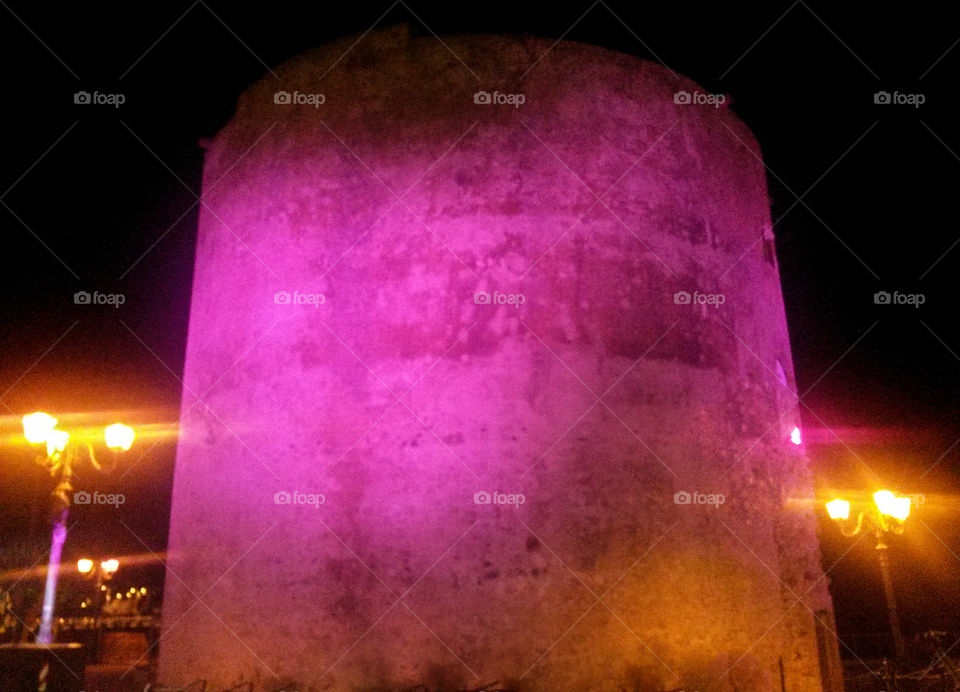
[101,559,119,576]
[891,497,911,521]
[825,499,850,520]
[23,412,58,444]
[77,558,94,574]
[46,429,70,457]
[790,426,802,445]
[104,423,135,451]
[874,490,910,520]
[873,490,895,514]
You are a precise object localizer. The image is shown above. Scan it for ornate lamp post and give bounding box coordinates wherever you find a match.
[21,412,135,645]
[825,490,912,659]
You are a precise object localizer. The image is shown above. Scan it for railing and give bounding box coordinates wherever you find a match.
[403,685,513,692]
[842,631,960,692]
[144,680,206,692]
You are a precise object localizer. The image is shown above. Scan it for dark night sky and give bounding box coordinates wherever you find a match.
[1,0,959,658]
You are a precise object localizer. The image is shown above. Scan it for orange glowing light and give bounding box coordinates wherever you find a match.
[874,490,910,521]
[23,412,58,444]
[825,499,850,520]
[104,423,135,451]
[46,429,69,457]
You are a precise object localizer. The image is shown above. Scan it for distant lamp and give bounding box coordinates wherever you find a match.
[77,558,94,574]
[100,559,119,577]
[825,499,850,521]
[790,426,802,445]
[104,423,135,451]
[46,429,70,457]
[23,412,58,444]
[874,490,910,521]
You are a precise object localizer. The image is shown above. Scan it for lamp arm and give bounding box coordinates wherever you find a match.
[86,443,104,472]
[840,511,865,537]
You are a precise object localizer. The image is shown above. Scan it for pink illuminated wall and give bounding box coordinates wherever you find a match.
[158,27,840,692]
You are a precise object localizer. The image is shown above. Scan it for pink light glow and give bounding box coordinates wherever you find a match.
[36,510,68,644]
[790,426,802,445]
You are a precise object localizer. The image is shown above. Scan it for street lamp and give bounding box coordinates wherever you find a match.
[77,558,119,608]
[825,489,912,659]
[21,412,135,645]
[77,557,120,662]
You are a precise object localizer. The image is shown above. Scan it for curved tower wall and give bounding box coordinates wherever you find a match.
[159,26,839,692]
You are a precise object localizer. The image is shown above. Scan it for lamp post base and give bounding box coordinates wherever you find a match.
[876,536,905,659]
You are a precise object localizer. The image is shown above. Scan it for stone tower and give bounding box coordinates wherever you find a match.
[159,26,841,692]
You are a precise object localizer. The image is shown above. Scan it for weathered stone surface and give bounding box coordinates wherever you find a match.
[159,25,838,691]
